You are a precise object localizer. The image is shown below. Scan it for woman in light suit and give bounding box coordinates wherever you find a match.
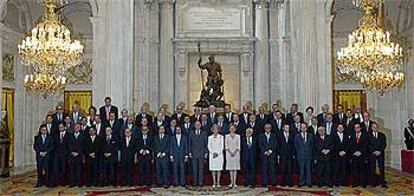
[208,125,224,188]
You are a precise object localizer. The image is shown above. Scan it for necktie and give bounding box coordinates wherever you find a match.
[60,133,64,143]
[327,123,331,135]
[285,132,288,143]
[247,137,251,148]
[107,136,111,144]
[374,132,377,139]
[42,135,46,144]
[75,133,78,139]
[106,107,110,120]
[357,134,360,144]
[143,136,147,145]
[266,134,270,143]
[177,136,180,147]
[126,137,130,147]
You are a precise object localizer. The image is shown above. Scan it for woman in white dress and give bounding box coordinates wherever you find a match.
[225,124,240,188]
[208,125,224,188]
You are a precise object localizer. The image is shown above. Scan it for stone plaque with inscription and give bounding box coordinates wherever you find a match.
[187,7,242,31]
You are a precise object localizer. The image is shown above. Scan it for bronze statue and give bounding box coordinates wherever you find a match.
[194,42,226,108]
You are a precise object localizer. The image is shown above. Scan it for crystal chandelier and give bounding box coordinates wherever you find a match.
[24,72,67,98]
[360,71,404,95]
[336,0,405,95]
[17,0,84,76]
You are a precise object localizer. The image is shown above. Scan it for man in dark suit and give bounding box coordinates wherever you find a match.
[332,124,349,186]
[101,127,118,186]
[153,126,170,187]
[333,104,347,125]
[167,119,179,136]
[169,127,188,186]
[51,123,69,187]
[52,105,67,128]
[223,104,233,124]
[120,128,138,186]
[278,124,295,187]
[217,114,229,135]
[241,128,257,187]
[367,122,387,188]
[259,123,278,187]
[121,116,139,137]
[99,97,119,124]
[349,123,367,187]
[68,124,85,187]
[135,104,153,127]
[69,103,84,125]
[189,121,208,187]
[286,103,304,125]
[256,106,269,130]
[33,125,53,187]
[171,105,189,126]
[239,104,252,125]
[64,116,74,133]
[93,115,105,137]
[361,112,375,133]
[269,110,285,133]
[42,114,57,136]
[154,112,169,128]
[270,103,286,121]
[324,113,337,136]
[290,115,302,135]
[104,112,122,138]
[85,127,103,187]
[294,123,314,187]
[182,116,193,136]
[232,114,247,135]
[190,107,202,124]
[351,105,364,125]
[207,105,218,124]
[247,114,260,136]
[314,126,333,187]
[137,126,152,186]
[200,114,212,133]
[317,104,330,127]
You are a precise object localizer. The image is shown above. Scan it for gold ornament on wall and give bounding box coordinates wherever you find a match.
[65,59,92,85]
[2,54,14,82]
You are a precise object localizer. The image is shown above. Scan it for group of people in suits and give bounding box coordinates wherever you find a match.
[34,97,388,189]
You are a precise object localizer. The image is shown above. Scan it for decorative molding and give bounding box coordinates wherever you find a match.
[65,59,92,85]
[2,54,14,82]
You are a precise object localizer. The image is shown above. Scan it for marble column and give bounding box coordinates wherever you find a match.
[240,51,254,107]
[289,0,333,111]
[174,50,187,106]
[134,0,160,112]
[253,1,270,107]
[159,0,175,110]
[269,0,294,107]
[91,0,134,112]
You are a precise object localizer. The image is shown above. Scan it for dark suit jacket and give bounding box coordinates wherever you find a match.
[169,134,188,161]
[33,134,53,157]
[52,112,67,127]
[286,112,304,125]
[217,122,230,135]
[101,135,118,163]
[224,112,234,124]
[53,132,70,158]
[239,112,252,125]
[332,132,350,158]
[166,126,179,136]
[93,123,106,137]
[135,113,153,127]
[323,122,337,136]
[241,135,258,163]
[84,135,103,160]
[99,105,119,123]
[41,123,58,136]
[361,120,376,133]
[256,114,269,129]
[153,134,170,159]
[120,136,138,163]
[153,116,171,127]
[207,113,218,124]
[68,132,85,156]
[181,123,194,135]
[69,111,85,125]
[317,113,327,127]
[190,115,201,124]
[171,113,189,125]
[258,132,278,159]
[270,118,286,133]
[246,122,261,136]
[277,131,295,160]
[333,112,348,125]
[349,132,368,161]
[121,123,139,137]
[313,135,333,161]
[103,119,122,137]
[294,132,314,160]
[137,134,152,159]
[367,132,386,159]
[189,130,208,159]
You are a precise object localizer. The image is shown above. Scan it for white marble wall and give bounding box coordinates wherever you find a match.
[91,0,134,112]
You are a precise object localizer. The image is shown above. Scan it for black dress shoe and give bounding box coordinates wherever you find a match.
[381,184,388,188]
